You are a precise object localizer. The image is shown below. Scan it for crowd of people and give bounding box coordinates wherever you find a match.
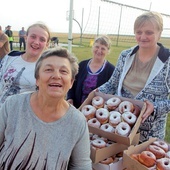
[0,10,170,169]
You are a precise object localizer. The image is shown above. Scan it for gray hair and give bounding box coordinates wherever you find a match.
[35,47,79,80]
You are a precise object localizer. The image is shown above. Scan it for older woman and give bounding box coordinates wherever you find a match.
[0,47,92,170]
[96,11,170,143]
[67,35,115,108]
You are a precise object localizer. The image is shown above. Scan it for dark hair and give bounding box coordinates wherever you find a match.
[35,47,79,80]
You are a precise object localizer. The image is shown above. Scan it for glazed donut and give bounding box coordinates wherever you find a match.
[106,97,121,111]
[152,140,169,152]
[109,111,121,127]
[157,157,170,170]
[91,139,106,149]
[96,108,109,124]
[115,122,131,137]
[92,96,104,109]
[88,118,101,128]
[118,101,134,113]
[138,151,156,168]
[122,111,137,126]
[81,104,96,120]
[131,153,140,161]
[100,123,115,133]
[146,144,165,159]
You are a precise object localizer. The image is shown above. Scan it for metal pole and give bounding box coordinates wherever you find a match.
[97,6,100,36]
[68,0,73,52]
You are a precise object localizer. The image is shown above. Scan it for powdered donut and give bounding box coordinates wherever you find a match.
[157,157,170,170]
[96,108,109,124]
[115,122,131,137]
[106,97,121,111]
[88,118,101,128]
[92,134,108,143]
[118,101,134,113]
[81,104,96,120]
[92,96,104,109]
[109,111,121,127]
[166,151,170,159]
[100,123,115,133]
[122,111,137,126]
[91,138,106,149]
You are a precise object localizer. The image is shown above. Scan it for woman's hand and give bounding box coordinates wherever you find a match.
[142,100,154,123]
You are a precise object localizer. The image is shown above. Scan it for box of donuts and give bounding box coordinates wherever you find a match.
[90,133,140,163]
[123,138,170,170]
[79,91,146,146]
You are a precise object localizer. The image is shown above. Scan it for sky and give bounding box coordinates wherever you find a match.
[1,0,170,33]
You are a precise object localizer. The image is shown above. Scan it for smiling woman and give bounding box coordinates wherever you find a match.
[0,47,92,170]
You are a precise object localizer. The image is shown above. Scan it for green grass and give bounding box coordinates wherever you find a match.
[13,34,170,143]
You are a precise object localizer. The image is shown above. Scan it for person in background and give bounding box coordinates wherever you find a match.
[67,35,115,108]
[0,47,92,170]
[0,22,50,108]
[0,25,10,61]
[94,11,170,143]
[19,27,26,50]
[5,25,13,51]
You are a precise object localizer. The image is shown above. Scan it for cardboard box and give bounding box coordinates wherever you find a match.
[92,157,123,170]
[123,138,157,170]
[80,91,146,146]
[91,133,140,163]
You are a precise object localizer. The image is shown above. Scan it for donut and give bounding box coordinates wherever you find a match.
[92,96,104,109]
[131,153,140,161]
[165,151,170,159]
[146,144,165,159]
[152,140,169,152]
[106,97,121,111]
[88,118,101,128]
[106,140,115,147]
[157,157,170,170]
[100,123,115,133]
[92,134,108,143]
[115,122,131,137]
[118,101,134,113]
[91,139,106,149]
[96,108,109,124]
[122,111,137,126]
[138,151,156,167]
[133,104,141,117]
[81,104,96,120]
[100,157,119,165]
[109,111,121,127]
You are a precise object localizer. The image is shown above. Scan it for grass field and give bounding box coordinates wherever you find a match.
[13,32,170,143]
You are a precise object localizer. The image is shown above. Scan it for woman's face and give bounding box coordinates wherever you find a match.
[36,56,74,99]
[25,26,49,58]
[92,42,109,60]
[135,21,161,49]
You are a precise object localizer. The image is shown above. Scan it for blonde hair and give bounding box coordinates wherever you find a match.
[134,11,163,33]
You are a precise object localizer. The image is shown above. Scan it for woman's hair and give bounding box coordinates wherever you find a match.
[134,11,163,33]
[26,22,51,43]
[93,35,112,50]
[35,47,79,80]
